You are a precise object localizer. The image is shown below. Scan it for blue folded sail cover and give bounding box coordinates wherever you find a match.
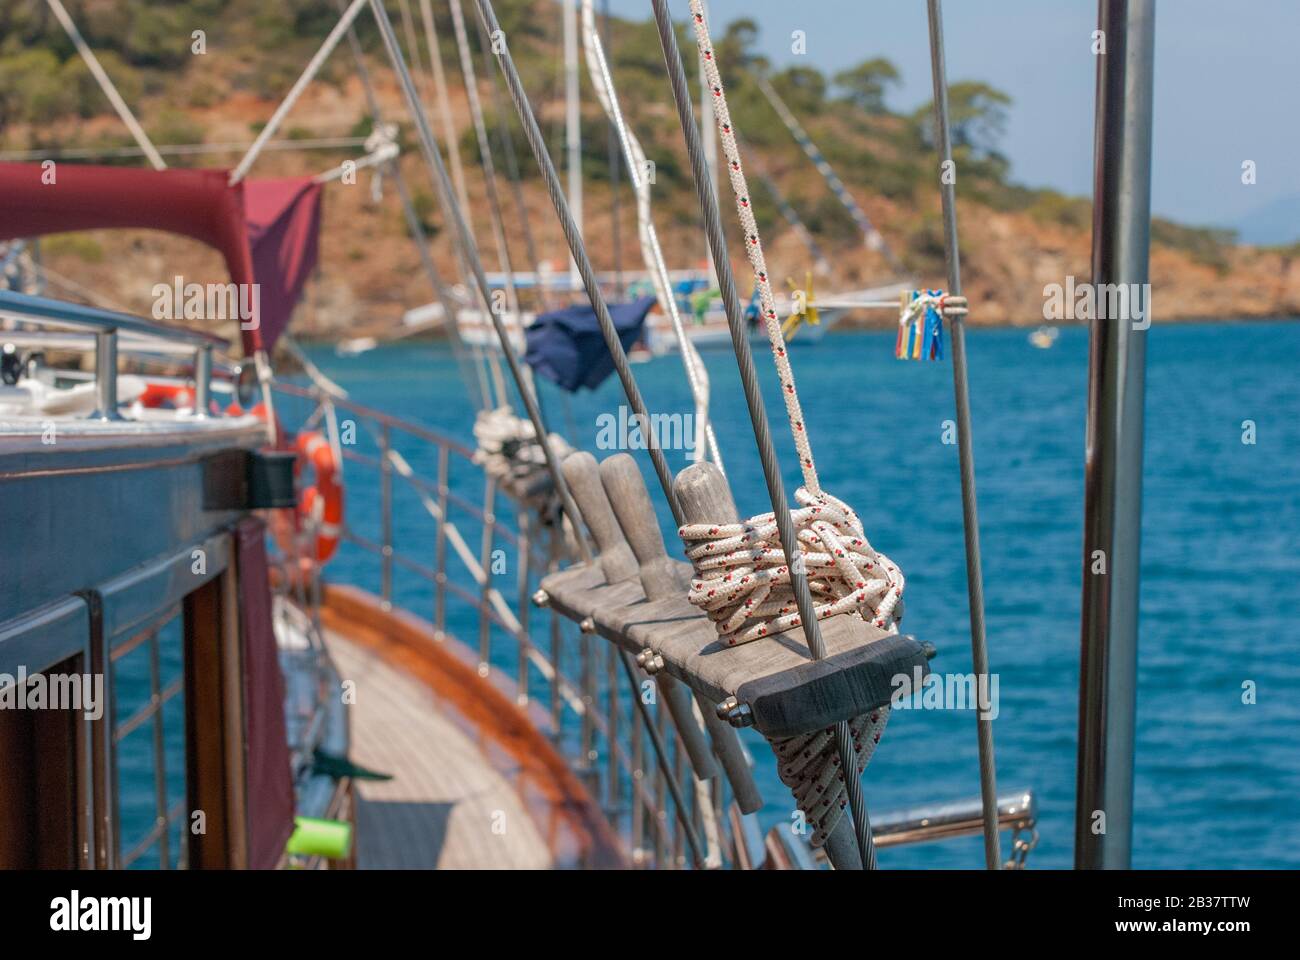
[524,296,655,392]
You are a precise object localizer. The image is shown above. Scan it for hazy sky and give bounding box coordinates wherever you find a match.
[595,0,1299,242]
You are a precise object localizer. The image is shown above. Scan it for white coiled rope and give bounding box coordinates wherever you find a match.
[677,0,904,846]
[473,407,573,510]
[677,0,903,648]
[579,0,719,468]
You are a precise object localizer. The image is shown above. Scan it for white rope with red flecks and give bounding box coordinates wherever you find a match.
[677,0,901,846]
[677,0,903,647]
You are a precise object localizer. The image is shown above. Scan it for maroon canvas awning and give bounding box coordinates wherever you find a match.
[236,518,297,870]
[0,163,322,354]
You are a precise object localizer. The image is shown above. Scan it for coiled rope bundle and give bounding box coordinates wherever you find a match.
[676,0,905,847]
[473,406,573,513]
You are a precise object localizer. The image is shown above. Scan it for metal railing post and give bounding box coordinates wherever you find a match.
[91,329,122,420]
[434,444,449,636]
[147,630,169,868]
[477,475,497,675]
[192,344,213,418]
[380,423,394,608]
[516,509,530,705]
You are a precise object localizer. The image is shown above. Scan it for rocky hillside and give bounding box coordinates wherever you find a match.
[3,0,1297,344]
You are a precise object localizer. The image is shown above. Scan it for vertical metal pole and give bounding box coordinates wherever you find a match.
[607,643,619,811]
[516,510,531,704]
[91,329,121,421]
[580,634,594,767]
[193,344,212,418]
[925,0,1001,869]
[380,423,394,608]
[434,445,449,636]
[1076,0,1155,871]
[478,476,497,675]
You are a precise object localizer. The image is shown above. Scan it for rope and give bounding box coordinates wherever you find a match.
[579,0,721,469]
[681,489,903,645]
[659,0,890,864]
[473,407,574,513]
[677,0,902,639]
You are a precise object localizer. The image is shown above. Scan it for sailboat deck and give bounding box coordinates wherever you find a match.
[314,583,625,871]
[324,631,553,869]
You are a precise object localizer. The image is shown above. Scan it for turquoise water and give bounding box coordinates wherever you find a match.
[274,322,1299,869]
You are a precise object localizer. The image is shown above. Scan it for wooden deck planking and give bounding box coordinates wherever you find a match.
[325,630,553,869]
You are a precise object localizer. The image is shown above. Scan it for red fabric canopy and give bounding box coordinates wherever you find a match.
[0,163,322,354]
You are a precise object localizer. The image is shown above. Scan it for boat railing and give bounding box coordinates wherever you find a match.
[271,379,1044,870]
[272,380,727,868]
[0,289,236,420]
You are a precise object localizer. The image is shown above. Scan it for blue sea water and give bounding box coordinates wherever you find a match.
[252,322,1298,870]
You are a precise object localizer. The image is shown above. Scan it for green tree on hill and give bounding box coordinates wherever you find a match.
[833,57,900,115]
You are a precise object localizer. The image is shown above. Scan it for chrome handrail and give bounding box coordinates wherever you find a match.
[0,291,234,421]
[873,788,1037,848]
[0,290,227,347]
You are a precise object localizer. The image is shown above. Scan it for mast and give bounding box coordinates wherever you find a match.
[1075,0,1156,870]
[564,0,583,290]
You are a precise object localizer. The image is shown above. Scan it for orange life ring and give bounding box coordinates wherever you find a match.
[291,430,344,565]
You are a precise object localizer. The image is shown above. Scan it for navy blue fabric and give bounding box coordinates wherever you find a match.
[523,296,655,392]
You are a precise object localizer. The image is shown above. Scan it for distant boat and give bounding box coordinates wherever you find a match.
[1030,325,1060,349]
[336,336,378,356]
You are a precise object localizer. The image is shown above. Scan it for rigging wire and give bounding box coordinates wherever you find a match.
[448,0,522,319]
[368,0,591,565]
[579,0,722,469]
[471,3,552,312]
[337,0,489,412]
[470,0,686,529]
[924,0,1002,869]
[750,68,905,276]
[651,0,878,870]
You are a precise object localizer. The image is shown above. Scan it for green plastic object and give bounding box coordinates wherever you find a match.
[285,816,352,860]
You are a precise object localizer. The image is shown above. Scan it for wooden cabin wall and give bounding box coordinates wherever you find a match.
[0,656,82,869]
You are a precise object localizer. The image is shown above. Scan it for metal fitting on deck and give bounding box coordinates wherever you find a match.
[635,648,664,674]
[532,589,550,608]
[717,696,754,728]
[579,616,596,634]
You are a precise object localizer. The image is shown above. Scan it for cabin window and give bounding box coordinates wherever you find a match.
[110,607,187,869]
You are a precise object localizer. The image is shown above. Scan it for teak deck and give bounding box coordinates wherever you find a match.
[317,584,625,870]
[325,631,552,869]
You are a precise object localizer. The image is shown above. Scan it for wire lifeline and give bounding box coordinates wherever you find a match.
[652,0,880,868]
